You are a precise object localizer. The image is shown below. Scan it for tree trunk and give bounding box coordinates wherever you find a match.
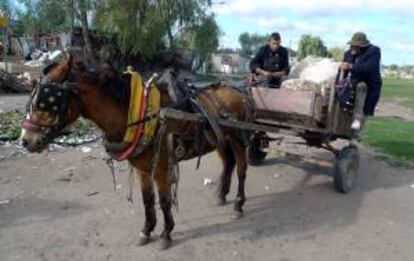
[69,0,75,43]
[80,6,98,68]
[167,28,175,50]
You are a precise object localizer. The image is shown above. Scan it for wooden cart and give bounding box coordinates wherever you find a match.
[160,80,360,194]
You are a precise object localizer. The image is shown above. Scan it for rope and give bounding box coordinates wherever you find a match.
[127,164,134,203]
[151,119,167,179]
[105,157,117,194]
[167,133,180,211]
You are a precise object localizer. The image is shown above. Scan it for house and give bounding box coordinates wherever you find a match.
[210,53,250,74]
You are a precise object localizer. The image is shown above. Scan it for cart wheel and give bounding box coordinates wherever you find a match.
[247,145,267,166]
[333,145,360,193]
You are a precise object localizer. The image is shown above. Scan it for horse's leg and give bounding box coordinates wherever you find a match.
[137,171,157,245]
[155,169,175,250]
[216,144,236,206]
[229,137,247,218]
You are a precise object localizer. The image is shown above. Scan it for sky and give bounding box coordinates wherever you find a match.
[211,0,414,65]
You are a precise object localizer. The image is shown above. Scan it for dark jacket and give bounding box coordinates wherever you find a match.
[343,44,382,115]
[250,45,289,87]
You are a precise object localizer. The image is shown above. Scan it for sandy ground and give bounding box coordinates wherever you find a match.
[1,95,414,261]
[376,101,414,122]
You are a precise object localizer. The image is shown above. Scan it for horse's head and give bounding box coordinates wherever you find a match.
[21,55,83,152]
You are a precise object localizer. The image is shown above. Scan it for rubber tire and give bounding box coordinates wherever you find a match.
[247,145,267,166]
[334,145,360,193]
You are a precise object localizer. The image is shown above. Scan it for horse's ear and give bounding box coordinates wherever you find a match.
[61,54,73,72]
[44,55,75,83]
[67,53,73,67]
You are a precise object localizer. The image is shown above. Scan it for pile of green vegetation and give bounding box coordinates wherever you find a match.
[0,111,100,145]
[0,111,25,141]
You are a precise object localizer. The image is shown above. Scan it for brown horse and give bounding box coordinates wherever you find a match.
[20,56,251,249]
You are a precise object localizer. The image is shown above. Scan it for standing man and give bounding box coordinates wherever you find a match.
[249,32,290,88]
[340,32,382,132]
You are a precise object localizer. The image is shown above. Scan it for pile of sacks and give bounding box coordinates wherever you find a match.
[282,57,340,91]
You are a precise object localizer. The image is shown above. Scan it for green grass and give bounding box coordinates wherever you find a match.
[364,78,414,165]
[362,116,414,166]
[381,78,414,110]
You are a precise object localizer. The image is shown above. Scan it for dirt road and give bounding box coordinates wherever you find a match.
[1,95,414,261]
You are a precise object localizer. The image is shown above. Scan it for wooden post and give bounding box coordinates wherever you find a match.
[0,16,9,72]
[3,26,8,72]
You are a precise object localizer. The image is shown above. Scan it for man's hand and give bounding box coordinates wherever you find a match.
[255,68,271,78]
[271,71,285,78]
[340,62,353,71]
[246,73,256,85]
[262,71,271,78]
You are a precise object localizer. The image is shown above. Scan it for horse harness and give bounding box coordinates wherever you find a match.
[21,76,82,142]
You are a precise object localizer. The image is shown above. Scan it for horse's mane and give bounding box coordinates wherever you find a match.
[75,62,131,108]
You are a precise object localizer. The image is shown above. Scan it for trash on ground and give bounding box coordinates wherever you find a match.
[87,191,99,197]
[203,178,214,186]
[83,155,98,161]
[65,167,75,173]
[81,146,92,153]
[0,199,11,205]
[56,177,72,182]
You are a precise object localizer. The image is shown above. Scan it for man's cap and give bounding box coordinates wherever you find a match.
[348,32,370,47]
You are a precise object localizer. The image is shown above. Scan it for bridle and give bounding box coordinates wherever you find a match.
[21,76,83,142]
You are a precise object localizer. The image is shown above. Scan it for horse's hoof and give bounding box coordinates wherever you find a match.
[215,198,227,206]
[158,238,172,250]
[232,209,243,219]
[137,232,151,246]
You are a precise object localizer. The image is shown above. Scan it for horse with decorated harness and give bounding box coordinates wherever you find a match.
[21,54,362,249]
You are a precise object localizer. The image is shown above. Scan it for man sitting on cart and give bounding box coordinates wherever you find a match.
[249,32,290,88]
[340,32,382,132]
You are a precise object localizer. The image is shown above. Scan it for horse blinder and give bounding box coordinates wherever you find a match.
[22,82,79,138]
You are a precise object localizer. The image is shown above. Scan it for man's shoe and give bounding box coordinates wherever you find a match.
[351,119,361,130]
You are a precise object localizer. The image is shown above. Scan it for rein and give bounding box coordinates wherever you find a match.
[126,112,159,128]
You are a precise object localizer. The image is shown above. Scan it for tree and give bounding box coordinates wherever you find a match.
[297,34,328,60]
[71,0,99,67]
[14,0,220,68]
[389,64,398,71]
[0,0,12,18]
[16,0,71,48]
[193,15,219,59]
[17,0,100,65]
[94,0,218,59]
[16,0,71,33]
[328,47,345,62]
[239,32,268,57]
